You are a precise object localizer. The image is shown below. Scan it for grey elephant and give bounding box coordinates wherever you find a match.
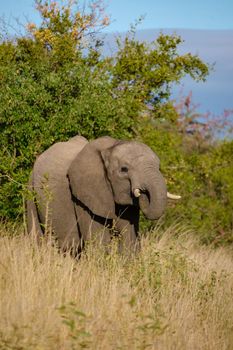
[27,135,180,254]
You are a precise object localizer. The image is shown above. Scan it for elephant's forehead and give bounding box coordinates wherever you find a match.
[112,142,160,163]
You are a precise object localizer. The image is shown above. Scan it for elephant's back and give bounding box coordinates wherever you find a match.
[33,137,88,182]
[32,137,88,208]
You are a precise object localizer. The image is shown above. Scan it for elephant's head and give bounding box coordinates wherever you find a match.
[68,137,172,221]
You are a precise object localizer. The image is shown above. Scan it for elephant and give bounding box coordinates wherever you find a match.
[27,135,180,254]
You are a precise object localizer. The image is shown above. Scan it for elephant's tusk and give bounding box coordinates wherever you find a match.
[134,188,141,197]
[167,192,181,200]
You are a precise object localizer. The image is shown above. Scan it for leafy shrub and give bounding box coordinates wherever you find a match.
[139,108,233,244]
[1,0,232,245]
[0,0,208,218]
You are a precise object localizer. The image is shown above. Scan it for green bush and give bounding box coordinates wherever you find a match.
[0,0,208,218]
[1,0,232,245]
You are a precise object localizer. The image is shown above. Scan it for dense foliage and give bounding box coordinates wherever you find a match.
[140,116,233,244]
[0,0,232,244]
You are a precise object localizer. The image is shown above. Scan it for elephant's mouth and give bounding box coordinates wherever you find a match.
[131,188,149,206]
[133,187,181,220]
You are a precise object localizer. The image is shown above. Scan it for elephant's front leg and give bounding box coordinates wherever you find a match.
[74,204,112,249]
[115,205,140,253]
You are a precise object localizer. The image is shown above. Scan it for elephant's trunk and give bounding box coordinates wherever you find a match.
[133,171,167,220]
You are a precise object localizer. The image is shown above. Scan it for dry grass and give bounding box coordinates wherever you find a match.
[0,224,233,350]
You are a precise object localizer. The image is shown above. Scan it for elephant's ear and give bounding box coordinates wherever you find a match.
[67,137,117,219]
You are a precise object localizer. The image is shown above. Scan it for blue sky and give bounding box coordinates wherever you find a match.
[1,0,233,117]
[1,0,233,32]
[107,0,233,32]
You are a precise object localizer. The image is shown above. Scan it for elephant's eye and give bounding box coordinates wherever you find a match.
[121,166,128,173]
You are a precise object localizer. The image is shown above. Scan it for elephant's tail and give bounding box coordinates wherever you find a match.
[26,175,44,239]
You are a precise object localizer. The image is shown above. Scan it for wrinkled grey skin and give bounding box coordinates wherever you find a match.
[27,135,167,254]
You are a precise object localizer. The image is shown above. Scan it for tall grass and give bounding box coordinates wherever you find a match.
[0,224,233,350]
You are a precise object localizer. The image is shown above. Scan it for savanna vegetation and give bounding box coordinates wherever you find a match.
[1,224,233,349]
[0,1,233,349]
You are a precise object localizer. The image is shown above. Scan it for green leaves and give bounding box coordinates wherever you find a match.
[139,118,233,244]
[1,0,231,245]
[113,32,209,107]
